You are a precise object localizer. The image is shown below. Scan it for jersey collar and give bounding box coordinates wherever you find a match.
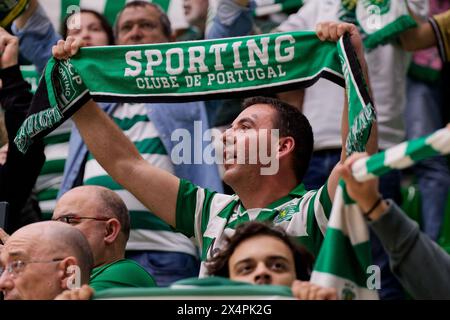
[238,183,307,213]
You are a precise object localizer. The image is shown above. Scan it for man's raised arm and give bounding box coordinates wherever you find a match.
[314,22,378,201]
[53,38,180,227]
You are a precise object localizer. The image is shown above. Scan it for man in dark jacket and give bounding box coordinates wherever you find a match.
[0,27,45,233]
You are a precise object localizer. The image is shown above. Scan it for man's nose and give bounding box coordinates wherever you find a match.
[81,29,91,40]
[0,269,13,293]
[222,128,234,146]
[253,264,272,285]
[130,24,143,37]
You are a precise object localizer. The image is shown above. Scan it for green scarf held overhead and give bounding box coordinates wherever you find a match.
[15,31,375,154]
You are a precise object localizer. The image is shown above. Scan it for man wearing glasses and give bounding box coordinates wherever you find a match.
[1,185,155,299]
[0,221,92,300]
[52,185,157,292]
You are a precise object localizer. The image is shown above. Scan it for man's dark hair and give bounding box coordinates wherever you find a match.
[242,96,314,183]
[206,221,314,281]
[114,1,172,39]
[61,9,115,45]
[96,188,130,241]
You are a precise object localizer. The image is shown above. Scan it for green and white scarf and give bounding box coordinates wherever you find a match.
[268,0,417,49]
[15,31,375,154]
[355,0,417,49]
[310,179,378,300]
[311,123,450,299]
[335,0,417,49]
[352,127,450,181]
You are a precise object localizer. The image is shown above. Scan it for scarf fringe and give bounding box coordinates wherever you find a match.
[346,103,376,155]
[14,105,63,153]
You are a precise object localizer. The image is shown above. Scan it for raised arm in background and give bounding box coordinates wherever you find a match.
[338,150,450,299]
[0,27,45,233]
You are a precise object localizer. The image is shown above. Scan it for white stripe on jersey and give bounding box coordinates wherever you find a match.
[126,229,198,256]
[48,119,72,136]
[194,188,206,250]
[36,174,63,192]
[314,189,329,236]
[84,153,174,182]
[39,199,57,213]
[122,121,160,142]
[114,189,150,212]
[79,0,106,13]
[201,193,236,239]
[112,103,148,119]
[44,143,69,162]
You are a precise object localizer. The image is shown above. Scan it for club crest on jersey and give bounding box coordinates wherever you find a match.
[274,203,297,223]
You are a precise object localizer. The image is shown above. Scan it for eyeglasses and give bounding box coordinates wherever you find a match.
[52,215,110,225]
[0,258,64,278]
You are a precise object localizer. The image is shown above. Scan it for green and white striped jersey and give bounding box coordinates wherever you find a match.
[84,103,198,256]
[176,179,333,277]
[36,119,72,219]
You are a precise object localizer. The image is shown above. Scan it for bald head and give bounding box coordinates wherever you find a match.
[55,186,130,241]
[94,186,131,241]
[9,221,94,284]
[53,186,130,266]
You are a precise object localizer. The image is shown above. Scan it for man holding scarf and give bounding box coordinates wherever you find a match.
[50,22,378,278]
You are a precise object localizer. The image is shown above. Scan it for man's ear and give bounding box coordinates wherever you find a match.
[104,219,121,245]
[58,257,79,290]
[278,136,295,160]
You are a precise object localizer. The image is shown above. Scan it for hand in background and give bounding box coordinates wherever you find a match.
[292,280,338,300]
[54,284,94,300]
[0,28,19,69]
[337,152,388,220]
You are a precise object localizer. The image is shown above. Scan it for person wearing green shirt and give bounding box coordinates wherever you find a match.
[90,259,156,291]
[52,22,377,277]
[52,185,156,292]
